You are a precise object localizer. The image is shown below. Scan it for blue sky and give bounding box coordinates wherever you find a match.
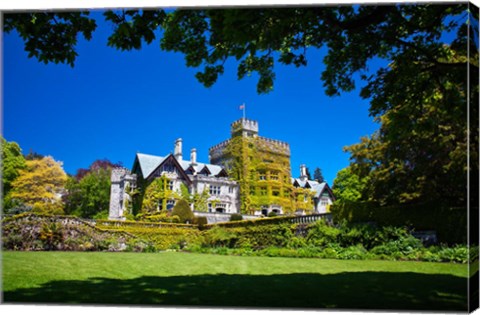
[3,9,380,184]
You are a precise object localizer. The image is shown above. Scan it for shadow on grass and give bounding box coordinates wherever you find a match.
[4,271,467,311]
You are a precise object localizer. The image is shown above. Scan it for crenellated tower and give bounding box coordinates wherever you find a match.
[209,118,293,215]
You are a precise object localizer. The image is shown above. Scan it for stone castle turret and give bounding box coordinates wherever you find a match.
[108,167,137,220]
[209,118,292,215]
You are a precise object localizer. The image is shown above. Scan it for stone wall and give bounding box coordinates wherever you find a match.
[193,211,259,224]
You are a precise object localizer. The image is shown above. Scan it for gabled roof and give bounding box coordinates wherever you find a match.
[147,154,192,185]
[134,153,166,178]
[291,177,336,200]
[199,165,211,176]
[133,152,228,180]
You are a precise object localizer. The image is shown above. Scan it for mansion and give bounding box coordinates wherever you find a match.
[108,118,334,220]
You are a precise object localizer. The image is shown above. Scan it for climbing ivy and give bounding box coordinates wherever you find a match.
[221,132,307,214]
[140,176,178,213]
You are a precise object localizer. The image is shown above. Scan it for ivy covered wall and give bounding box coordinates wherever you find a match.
[210,119,315,214]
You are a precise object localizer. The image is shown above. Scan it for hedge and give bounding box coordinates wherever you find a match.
[96,219,196,229]
[98,224,202,250]
[330,201,468,244]
[203,215,299,229]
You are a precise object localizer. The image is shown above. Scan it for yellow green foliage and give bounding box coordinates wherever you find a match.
[136,213,181,223]
[10,156,67,214]
[222,135,295,214]
[96,220,201,250]
[171,199,194,223]
[141,176,178,213]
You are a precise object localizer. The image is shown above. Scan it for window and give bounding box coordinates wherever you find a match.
[272,190,280,197]
[208,203,212,212]
[167,199,175,210]
[228,186,234,194]
[259,172,266,180]
[209,185,221,195]
[270,174,279,181]
[260,187,267,196]
[168,181,174,191]
[162,164,175,173]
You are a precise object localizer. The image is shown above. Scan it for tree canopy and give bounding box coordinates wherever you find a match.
[332,166,369,203]
[9,156,67,214]
[5,5,477,95]
[64,159,121,218]
[5,4,478,206]
[1,137,26,196]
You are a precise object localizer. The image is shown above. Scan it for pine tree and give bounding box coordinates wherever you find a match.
[314,167,325,183]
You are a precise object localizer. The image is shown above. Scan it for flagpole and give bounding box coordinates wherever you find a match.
[243,103,246,120]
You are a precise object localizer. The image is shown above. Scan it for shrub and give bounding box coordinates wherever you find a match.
[203,226,239,247]
[142,213,181,223]
[267,211,278,217]
[171,199,195,223]
[305,220,340,247]
[337,245,367,260]
[4,203,32,216]
[230,213,243,221]
[336,222,377,249]
[92,210,109,220]
[39,222,64,250]
[286,236,307,249]
[331,201,468,244]
[436,245,469,263]
[193,216,208,228]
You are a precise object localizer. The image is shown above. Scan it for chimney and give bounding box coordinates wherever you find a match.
[300,164,307,181]
[190,148,197,165]
[174,138,182,161]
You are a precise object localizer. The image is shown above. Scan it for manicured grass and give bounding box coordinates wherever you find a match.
[2,251,469,311]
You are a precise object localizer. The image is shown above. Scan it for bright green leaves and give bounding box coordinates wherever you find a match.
[332,167,369,203]
[1,137,27,197]
[344,45,471,206]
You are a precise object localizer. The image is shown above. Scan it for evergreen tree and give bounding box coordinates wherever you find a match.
[313,167,324,183]
[171,199,195,223]
[305,167,312,181]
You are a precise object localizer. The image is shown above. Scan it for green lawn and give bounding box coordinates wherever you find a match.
[2,251,469,311]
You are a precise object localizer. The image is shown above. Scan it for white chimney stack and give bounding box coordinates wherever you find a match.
[300,164,307,180]
[190,148,197,165]
[174,138,183,161]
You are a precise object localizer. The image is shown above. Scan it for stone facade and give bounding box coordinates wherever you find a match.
[108,118,335,220]
[108,139,240,220]
[108,168,137,220]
